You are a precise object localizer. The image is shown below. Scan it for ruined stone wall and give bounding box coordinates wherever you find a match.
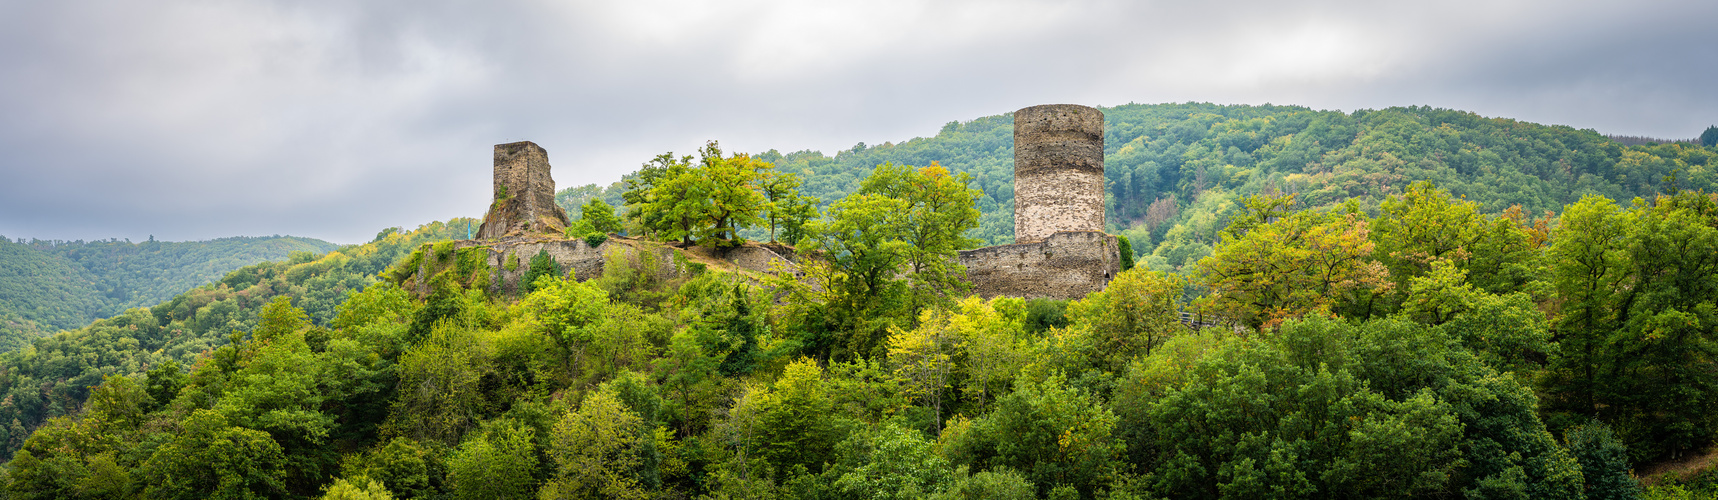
[1013,104,1105,244]
[477,141,571,239]
[958,231,1119,300]
[412,236,799,297]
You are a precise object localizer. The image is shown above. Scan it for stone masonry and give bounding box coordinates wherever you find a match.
[411,236,800,297]
[477,141,571,239]
[958,231,1120,299]
[958,104,1118,300]
[1013,104,1105,244]
[436,102,1121,301]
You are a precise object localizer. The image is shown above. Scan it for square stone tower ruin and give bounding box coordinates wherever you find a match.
[477,141,572,239]
[1013,104,1106,243]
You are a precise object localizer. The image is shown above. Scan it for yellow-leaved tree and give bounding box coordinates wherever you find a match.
[1196,194,1392,330]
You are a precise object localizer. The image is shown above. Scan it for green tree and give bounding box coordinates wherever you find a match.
[1114,317,1583,499]
[698,143,771,244]
[760,170,819,244]
[580,198,623,235]
[622,152,692,239]
[1565,421,1641,500]
[540,390,649,500]
[631,142,770,246]
[1196,203,1391,330]
[804,187,912,357]
[861,162,981,303]
[802,163,982,358]
[444,420,538,500]
[1540,192,1718,461]
[319,477,395,500]
[825,423,955,500]
[940,375,1121,498]
[340,438,434,499]
[1064,267,1188,373]
[138,409,290,499]
[519,275,608,384]
[638,155,709,244]
[726,358,846,480]
[886,309,958,433]
[1700,125,1717,148]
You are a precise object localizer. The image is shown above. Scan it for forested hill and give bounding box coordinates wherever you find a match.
[0,221,466,459]
[0,235,338,351]
[7,103,1718,498]
[563,103,1715,254]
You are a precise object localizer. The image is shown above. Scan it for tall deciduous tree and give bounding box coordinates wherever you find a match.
[541,390,649,500]
[1196,195,1391,330]
[803,163,981,358]
[1541,192,1718,461]
[1065,267,1188,373]
[760,170,818,244]
[631,141,771,246]
[581,198,623,235]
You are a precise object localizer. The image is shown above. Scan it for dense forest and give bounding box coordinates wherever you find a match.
[0,236,338,351]
[3,104,1717,499]
[0,223,465,464]
[564,104,1715,257]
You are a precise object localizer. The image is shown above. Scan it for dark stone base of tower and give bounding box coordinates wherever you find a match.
[959,231,1120,300]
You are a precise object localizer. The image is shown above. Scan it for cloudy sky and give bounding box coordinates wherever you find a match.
[2,0,1714,244]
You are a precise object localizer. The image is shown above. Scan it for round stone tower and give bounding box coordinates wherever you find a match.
[1013,104,1104,243]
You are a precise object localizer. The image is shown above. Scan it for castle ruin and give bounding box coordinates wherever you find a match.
[1012,104,1107,243]
[417,105,1119,300]
[956,104,1119,299]
[476,141,571,239]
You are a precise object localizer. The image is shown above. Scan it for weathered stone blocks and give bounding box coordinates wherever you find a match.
[1013,104,1105,244]
[477,141,572,239]
[959,230,1119,300]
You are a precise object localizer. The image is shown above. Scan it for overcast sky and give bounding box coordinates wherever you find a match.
[2,0,1714,245]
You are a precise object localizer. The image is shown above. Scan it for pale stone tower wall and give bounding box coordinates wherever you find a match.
[477,141,571,239]
[1013,104,1105,243]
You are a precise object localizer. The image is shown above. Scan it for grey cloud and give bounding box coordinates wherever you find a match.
[1,0,1714,244]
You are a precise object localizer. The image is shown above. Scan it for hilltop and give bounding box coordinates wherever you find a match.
[0,235,338,351]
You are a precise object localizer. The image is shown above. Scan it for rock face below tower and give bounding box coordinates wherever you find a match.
[1013,104,1105,244]
[477,141,571,239]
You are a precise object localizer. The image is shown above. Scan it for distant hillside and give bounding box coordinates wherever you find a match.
[0,221,465,458]
[562,103,1716,268]
[1605,134,1698,147]
[0,235,338,350]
